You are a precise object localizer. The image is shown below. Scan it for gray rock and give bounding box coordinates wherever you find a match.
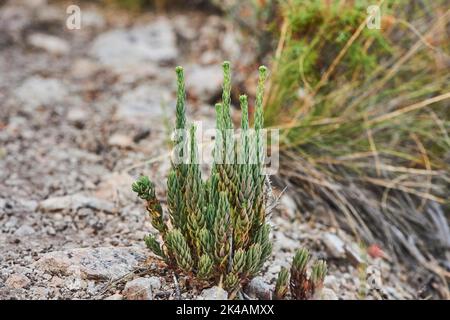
[198,286,228,300]
[323,233,346,258]
[34,247,147,280]
[81,10,105,29]
[45,226,56,236]
[39,195,71,212]
[14,225,35,237]
[14,76,67,111]
[31,287,50,299]
[123,277,160,300]
[0,6,32,43]
[13,266,33,276]
[90,18,177,72]
[116,85,172,123]
[222,32,241,61]
[279,194,297,218]
[275,232,298,251]
[19,199,39,212]
[147,276,162,290]
[39,194,115,213]
[186,65,223,101]
[65,275,87,291]
[245,276,273,300]
[4,217,18,230]
[27,33,70,55]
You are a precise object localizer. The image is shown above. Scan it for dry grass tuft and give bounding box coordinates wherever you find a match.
[262,0,450,296]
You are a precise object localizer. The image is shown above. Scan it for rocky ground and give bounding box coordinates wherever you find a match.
[0,0,418,300]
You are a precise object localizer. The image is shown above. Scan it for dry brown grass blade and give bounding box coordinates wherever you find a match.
[368,92,450,124]
[363,177,445,203]
[364,113,381,176]
[410,133,432,211]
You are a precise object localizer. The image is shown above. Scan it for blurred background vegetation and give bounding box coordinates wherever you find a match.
[78,0,450,293]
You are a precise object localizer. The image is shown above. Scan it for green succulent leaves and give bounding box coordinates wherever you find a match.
[288,248,327,300]
[132,62,272,292]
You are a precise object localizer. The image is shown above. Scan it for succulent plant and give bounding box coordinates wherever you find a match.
[132,61,272,292]
[274,267,289,300]
[275,247,327,300]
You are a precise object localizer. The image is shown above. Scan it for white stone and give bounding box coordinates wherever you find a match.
[198,286,228,300]
[14,77,67,111]
[345,244,364,266]
[81,10,105,29]
[275,232,298,251]
[0,198,6,210]
[4,216,18,229]
[27,33,70,55]
[116,85,172,123]
[323,233,346,258]
[67,107,89,124]
[14,225,35,237]
[39,194,115,213]
[147,276,162,290]
[185,64,223,101]
[280,194,297,218]
[70,59,100,79]
[34,247,147,280]
[108,134,133,148]
[90,18,177,72]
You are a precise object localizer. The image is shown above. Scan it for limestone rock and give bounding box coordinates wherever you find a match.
[323,233,346,258]
[14,77,67,111]
[34,247,147,280]
[39,194,115,213]
[27,33,70,55]
[90,18,177,72]
[198,286,228,300]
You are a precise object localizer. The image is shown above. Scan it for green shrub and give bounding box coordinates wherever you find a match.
[132,62,273,292]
